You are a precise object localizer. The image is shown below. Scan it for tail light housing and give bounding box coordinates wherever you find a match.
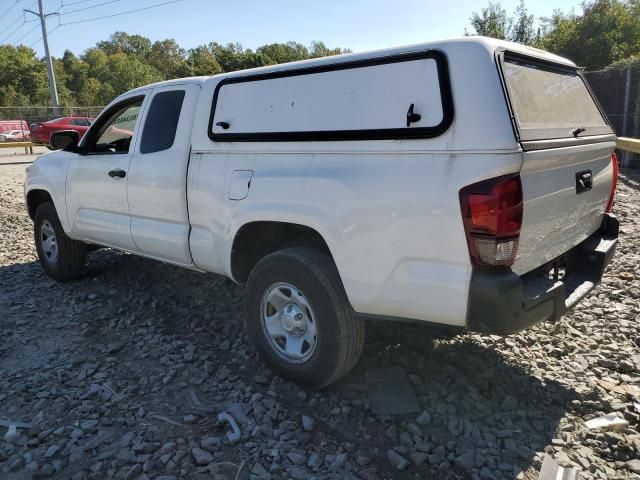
[605,152,618,213]
[459,174,523,268]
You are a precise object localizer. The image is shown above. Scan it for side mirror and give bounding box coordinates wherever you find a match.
[50,130,80,152]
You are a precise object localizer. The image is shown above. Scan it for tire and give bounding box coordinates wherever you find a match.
[34,202,87,281]
[245,247,365,388]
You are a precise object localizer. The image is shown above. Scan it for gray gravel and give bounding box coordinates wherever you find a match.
[1,159,639,480]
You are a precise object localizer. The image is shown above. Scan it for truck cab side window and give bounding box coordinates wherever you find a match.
[140,90,186,154]
[85,98,143,154]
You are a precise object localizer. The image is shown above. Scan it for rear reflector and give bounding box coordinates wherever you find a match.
[605,152,618,213]
[460,175,523,268]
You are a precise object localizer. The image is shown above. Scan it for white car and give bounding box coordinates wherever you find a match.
[0,129,29,142]
[24,37,618,387]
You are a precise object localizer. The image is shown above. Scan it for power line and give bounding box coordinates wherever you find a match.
[2,0,21,18]
[28,19,60,47]
[13,22,39,45]
[0,1,37,33]
[60,0,183,25]
[59,0,122,15]
[0,14,24,33]
[61,0,98,6]
[0,19,27,44]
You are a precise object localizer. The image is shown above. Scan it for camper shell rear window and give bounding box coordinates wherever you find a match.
[209,50,453,142]
[498,51,613,142]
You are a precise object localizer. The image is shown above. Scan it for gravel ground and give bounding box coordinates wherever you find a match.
[1,158,639,480]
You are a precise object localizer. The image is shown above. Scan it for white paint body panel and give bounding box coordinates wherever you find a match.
[65,90,150,250]
[24,36,614,328]
[128,83,201,266]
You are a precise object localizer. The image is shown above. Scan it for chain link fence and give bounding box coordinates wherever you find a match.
[585,63,640,167]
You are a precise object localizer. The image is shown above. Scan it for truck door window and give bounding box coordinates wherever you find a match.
[85,98,143,154]
[140,90,185,154]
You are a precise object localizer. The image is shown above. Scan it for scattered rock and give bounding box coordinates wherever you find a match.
[1,167,640,480]
[387,450,410,470]
[301,415,315,432]
[191,447,213,466]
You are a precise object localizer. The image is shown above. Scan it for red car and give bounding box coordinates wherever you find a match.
[30,117,93,147]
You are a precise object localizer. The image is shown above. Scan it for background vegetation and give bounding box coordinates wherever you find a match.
[0,36,349,107]
[467,0,640,70]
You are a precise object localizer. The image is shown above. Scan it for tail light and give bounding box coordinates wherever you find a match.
[605,152,618,213]
[459,174,523,268]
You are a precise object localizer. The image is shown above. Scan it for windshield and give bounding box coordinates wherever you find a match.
[502,55,612,141]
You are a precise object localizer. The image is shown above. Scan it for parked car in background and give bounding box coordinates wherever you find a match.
[30,117,93,146]
[0,120,29,133]
[0,129,30,142]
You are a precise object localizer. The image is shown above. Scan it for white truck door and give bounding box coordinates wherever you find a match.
[66,93,148,250]
[126,83,200,266]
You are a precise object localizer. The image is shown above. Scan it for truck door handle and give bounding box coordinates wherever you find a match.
[575,170,592,193]
[406,103,422,127]
[108,169,126,178]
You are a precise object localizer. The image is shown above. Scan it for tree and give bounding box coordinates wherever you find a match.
[539,0,640,69]
[0,45,49,106]
[147,39,190,79]
[186,45,222,76]
[100,52,163,96]
[468,0,640,69]
[257,42,309,64]
[467,2,512,40]
[309,41,351,58]
[1,33,350,107]
[96,32,152,57]
[511,0,536,45]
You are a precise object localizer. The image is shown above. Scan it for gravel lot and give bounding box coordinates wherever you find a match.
[1,155,639,480]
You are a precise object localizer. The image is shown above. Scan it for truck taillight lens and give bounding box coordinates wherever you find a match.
[605,152,618,213]
[460,175,523,268]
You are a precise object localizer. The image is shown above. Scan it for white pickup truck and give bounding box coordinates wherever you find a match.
[25,37,618,388]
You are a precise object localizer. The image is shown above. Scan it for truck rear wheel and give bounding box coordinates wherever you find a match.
[34,202,87,282]
[245,247,364,388]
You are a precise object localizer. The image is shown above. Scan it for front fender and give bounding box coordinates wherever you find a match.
[25,151,75,237]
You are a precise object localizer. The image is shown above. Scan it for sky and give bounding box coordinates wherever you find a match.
[1,0,585,58]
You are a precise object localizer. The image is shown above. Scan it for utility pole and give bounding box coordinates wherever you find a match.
[24,1,60,116]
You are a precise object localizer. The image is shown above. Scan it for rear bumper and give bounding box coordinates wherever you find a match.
[467,213,618,334]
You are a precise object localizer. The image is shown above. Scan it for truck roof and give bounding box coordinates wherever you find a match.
[124,36,575,96]
[204,36,575,84]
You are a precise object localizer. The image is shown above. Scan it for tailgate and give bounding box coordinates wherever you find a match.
[514,142,614,275]
[498,51,616,275]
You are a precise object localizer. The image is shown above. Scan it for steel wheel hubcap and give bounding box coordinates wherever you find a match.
[260,282,318,363]
[40,220,58,265]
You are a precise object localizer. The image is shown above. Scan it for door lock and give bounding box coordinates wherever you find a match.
[108,169,126,178]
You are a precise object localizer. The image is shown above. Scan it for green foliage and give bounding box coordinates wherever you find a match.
[0,32,348,107]
[469,0,640,69]
[0,45,49,106]
[538,0,640,69]
[467,0,537,44]
[467,2,512,40]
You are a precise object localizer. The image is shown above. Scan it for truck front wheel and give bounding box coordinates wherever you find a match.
[245,247,364,389]
[34,202,87,281]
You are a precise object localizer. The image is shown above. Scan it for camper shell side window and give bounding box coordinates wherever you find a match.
[208,50,454,142]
